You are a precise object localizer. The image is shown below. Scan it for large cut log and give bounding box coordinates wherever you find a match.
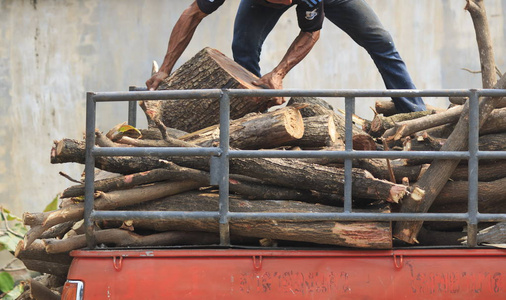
[286,114,337,148]
[393,0,503,244]
[142,47,270,133]
[287,97,365,140]
[179,105,304,149]
[117,191,392,249]
[228,157,407,203]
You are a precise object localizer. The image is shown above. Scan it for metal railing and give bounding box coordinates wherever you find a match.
[84,88,506,249]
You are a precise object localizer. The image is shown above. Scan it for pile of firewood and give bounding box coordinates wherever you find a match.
[15,42,506,297]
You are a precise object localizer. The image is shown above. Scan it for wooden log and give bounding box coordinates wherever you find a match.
[30,279,61,300]
[431,177,506,211]
[142,47,270,133]
[393,0,503,243]
[286,114,337,148]
[287,97,335,116]
[355,158,424,184]
[39,221,75,239]
[383,106,506,142]
[23,180,203,248]
[228,158,407,203]
[287,97,366,140]
[461,222,506,245]
[51,139,407,202]
[44,230,220,254]
[119,191,393,249]
[451,160,506,181]
[51,139,171,173]
[369,111,434,137]
[180,105,304,149]
[375,100,446,117]
[60,167,206,198]
[404,132,506,165]
[450,96,506,108]
[228,175,343,205]
[15,240,72,277]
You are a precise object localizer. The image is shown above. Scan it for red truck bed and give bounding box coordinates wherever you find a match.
[65,247,506,299]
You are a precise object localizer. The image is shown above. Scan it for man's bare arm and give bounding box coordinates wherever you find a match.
[253,30,320,107]
[146,1,208,90]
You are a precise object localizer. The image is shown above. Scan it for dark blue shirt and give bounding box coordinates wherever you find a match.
[196,0,324,32]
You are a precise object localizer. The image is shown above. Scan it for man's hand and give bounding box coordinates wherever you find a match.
[252,71,286,108]
[146,71,169,91]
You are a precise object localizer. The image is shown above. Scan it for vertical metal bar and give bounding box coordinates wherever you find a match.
[218,91,230,245]
[84,92,97,249]
[344,97,355,213]
[466,91,479,247]
[128,86,137,127]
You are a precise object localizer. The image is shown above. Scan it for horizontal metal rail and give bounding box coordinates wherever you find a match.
[90,211,506,222]
[84,88,506,249]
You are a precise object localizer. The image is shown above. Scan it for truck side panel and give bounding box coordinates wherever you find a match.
[67,248,506,299]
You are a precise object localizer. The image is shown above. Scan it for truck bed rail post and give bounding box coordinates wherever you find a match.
[127,86,137,127]
[84,92,97,249]
[218,90,231,245]
[344,96,355,213]
[466,90,480,247]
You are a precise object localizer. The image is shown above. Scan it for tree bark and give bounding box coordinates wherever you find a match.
[60,167,209,198]
[51,139,407,202]
[44,230,220,254]
[383,106,506,142]
[29,279,61,300]
[393,1,503,243]
[117,191,392,249]
[375,100,445,117]
[23,180,203,248]
[15,240,72,277]
[369,111,434,137]
[286,114,337,148]
[229,157,407,203]
[404,132,506,165]
[142,47,270,133]
[180,105,304,149]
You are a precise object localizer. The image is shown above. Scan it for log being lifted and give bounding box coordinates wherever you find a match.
[142,47,270,133]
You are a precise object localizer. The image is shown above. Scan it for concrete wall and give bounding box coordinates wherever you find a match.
[1,0,505,215]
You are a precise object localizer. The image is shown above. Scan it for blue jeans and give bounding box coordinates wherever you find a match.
[232,0,426,113]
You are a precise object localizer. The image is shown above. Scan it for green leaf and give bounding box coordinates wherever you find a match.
[0,208,21,222]
[0,272,14,293]
[3,282,24,299]
[43,195,59,212]
[118,125,142,136]
[0,233,21,253]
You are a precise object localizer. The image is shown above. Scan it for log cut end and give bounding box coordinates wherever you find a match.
[283,107,305,140]
[388,185,408,203]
